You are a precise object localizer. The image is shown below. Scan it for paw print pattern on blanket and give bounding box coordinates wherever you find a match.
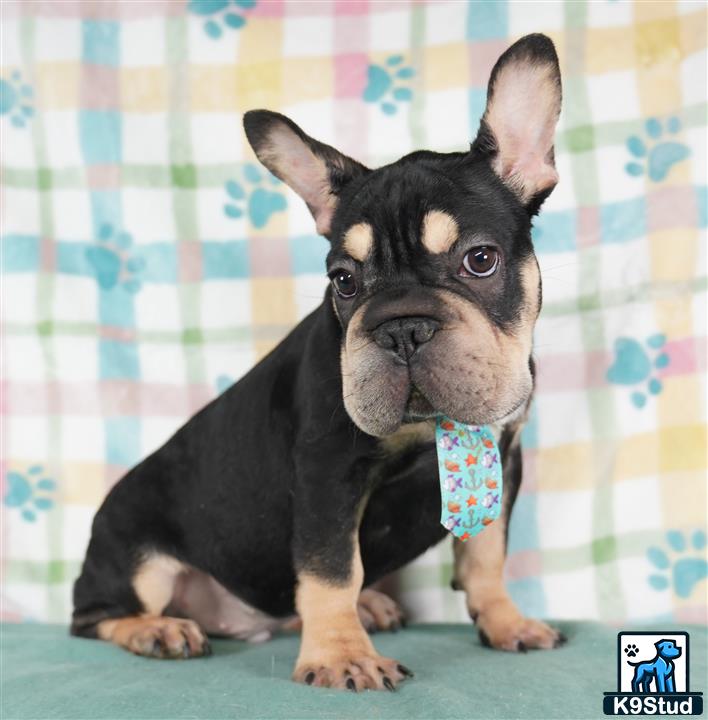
[647,530,707,599]
[224,164,287,229]
[363,55,415,115]
[0,70,34,128]
[4,466,57,523]
[188,0,256,39]
[606,333,670,408]
[215,374,234,394]
[86,224,145,293]
[625,117,690,182]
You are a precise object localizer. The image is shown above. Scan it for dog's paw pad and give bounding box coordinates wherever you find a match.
[294,655,411,691]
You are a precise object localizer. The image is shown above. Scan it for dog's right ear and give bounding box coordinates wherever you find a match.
[243,110,369,238]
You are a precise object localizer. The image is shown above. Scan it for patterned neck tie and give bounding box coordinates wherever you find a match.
[435,417,503,541]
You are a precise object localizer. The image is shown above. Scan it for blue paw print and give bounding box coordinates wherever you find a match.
[647,530,707,599]
[606,333,670,408]
[0,70,34,128]
[363,55,415,115]
[86,224,145,293]
[216,374,235,394]
[224,164,287,229]
[4,466,57,522]
[625,117,690,182]
[188,0,256,39]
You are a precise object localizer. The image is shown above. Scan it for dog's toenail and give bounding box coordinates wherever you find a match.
[383,676,395,691]
[346,678,357,692]
[554,632,567,648]
[478,630,491,648]
[517,641,527,653]
[398,664,414,677]
[202,640,212,656]
[305,672,315,685]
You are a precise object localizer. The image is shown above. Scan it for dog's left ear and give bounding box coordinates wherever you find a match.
[243,110,369,238]
[472,33,562,211]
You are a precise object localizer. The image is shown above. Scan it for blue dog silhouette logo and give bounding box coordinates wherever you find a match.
[603,631,703,715]
[628,639,681,694]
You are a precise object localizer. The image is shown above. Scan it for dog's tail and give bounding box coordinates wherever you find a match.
[627,658,651,667]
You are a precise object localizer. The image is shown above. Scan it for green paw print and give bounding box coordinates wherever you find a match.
[363,54,415,115]
[4,466,56,522]
[86,224,145,293]
[224,164,287,229]
[188,0,256,39]
[606,333,670,408]
[648,530,707,599]
[0,70,34,128]
[625,117,690,182]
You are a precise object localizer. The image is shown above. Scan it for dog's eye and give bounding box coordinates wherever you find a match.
[331,270,358,298]
[460,247,499,278]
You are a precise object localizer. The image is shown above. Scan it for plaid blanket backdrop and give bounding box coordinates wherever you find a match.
[1,0,706,628]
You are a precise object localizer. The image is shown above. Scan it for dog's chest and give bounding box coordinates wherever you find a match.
[377,420,436,457]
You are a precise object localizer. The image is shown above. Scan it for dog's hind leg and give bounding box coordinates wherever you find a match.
[356,588,406,633]
[72,544,210,659]
[97,554,210,659]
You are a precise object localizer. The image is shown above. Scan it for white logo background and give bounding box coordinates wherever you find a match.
[619,632,688,693]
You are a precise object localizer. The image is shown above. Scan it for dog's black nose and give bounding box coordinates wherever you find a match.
[373,317,439,362]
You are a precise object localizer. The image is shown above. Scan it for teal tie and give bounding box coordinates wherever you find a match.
[435,417,503,541]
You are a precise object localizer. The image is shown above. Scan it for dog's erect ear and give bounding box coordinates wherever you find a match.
[472,34,562,209]
[243,110,369,238]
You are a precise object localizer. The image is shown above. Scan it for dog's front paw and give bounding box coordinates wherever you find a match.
[294,653,413,691]
[474,603,565,652]
[357,588,406,633]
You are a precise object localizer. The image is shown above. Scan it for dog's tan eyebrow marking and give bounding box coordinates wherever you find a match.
[343,222,374,262]
[421,211,459,254]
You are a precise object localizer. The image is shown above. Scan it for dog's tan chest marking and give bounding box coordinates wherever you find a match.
[378,420,435,456]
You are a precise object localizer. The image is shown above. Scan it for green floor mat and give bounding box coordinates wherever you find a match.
[2,622,705,719]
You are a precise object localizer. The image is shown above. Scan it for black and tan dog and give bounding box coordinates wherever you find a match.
[72,34,564,691]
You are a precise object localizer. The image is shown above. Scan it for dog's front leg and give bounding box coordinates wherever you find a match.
[291,450,411,691]
[453,429,565,651]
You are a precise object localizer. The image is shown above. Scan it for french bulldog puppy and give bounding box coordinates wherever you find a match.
[72,33,564,691]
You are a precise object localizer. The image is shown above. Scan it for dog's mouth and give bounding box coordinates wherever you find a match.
[402,380,529,428]
[402,385,436,423]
